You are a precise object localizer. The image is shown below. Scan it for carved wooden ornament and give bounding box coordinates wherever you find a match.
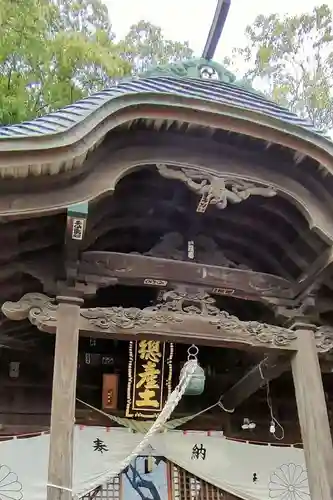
[0,291,300,352]
[156,164,276,212]
[2,291,333,352]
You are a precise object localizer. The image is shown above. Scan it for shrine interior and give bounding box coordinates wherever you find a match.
[0,328,303,442]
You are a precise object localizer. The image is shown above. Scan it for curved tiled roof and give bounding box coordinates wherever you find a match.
[0,76,329,143]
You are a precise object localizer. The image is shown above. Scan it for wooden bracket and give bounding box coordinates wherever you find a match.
[274,296,318,325]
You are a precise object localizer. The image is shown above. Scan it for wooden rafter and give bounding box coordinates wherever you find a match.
[221,355,290,411]
[294,246,333,298]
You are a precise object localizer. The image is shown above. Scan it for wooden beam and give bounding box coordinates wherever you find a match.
[291,326,333,499]
[78,251,293,300]
[1,292,300,352]
[222,355,290,410]
[79,317,293,351]
[47,296,82,500]
[4,291,333,354]
[294,246,333,298]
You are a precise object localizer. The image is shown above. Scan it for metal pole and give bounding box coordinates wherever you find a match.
[202,0,231,60]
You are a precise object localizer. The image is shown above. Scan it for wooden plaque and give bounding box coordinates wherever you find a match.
[102,374,119,410]
[126,340,174,419]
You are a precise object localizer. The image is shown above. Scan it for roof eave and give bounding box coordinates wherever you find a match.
[0,94,332,180]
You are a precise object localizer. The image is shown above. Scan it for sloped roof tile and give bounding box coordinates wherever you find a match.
[0,76,328,142]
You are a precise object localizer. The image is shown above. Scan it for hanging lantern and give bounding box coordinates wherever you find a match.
[183,364,206,395]
[181,345,206,396]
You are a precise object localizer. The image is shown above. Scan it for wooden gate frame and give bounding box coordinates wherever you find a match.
[2,289,333,500]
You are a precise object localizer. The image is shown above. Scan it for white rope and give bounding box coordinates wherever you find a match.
[74,358,198,499]
[47,483,72,492]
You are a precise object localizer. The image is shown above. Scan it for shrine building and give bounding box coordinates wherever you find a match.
[0,55,332,500]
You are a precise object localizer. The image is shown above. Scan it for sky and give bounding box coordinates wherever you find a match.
[105,0,325,60]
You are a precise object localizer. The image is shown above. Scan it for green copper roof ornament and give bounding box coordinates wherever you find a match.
[142,0,233,83]
[141,57,236,83]
[141,57,264,98]
[140,1,262,96]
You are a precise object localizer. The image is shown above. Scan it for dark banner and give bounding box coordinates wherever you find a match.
[126,340,174,419]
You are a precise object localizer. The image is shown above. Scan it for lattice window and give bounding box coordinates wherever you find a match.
[80,475,120,499]
[80,461,240,500]
[170,462,237,500]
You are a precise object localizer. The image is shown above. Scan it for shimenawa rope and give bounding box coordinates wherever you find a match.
[72,358,198,499]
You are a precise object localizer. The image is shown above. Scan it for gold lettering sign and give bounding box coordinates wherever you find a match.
[126,340,174,418]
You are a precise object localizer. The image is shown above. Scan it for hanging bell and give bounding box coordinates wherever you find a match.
[181,363,206,396]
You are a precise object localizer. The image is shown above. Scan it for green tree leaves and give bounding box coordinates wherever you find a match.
[123,20,193,74]
[0,0,130,124]
[229,4,333,131]
[0,1,193,125]
[7,1,331,136]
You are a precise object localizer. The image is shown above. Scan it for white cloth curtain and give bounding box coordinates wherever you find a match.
[0,427,310,500]
[152,431,310,500]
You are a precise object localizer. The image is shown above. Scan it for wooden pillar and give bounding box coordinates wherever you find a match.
[47,296,83,500]
[291,326,333,499]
